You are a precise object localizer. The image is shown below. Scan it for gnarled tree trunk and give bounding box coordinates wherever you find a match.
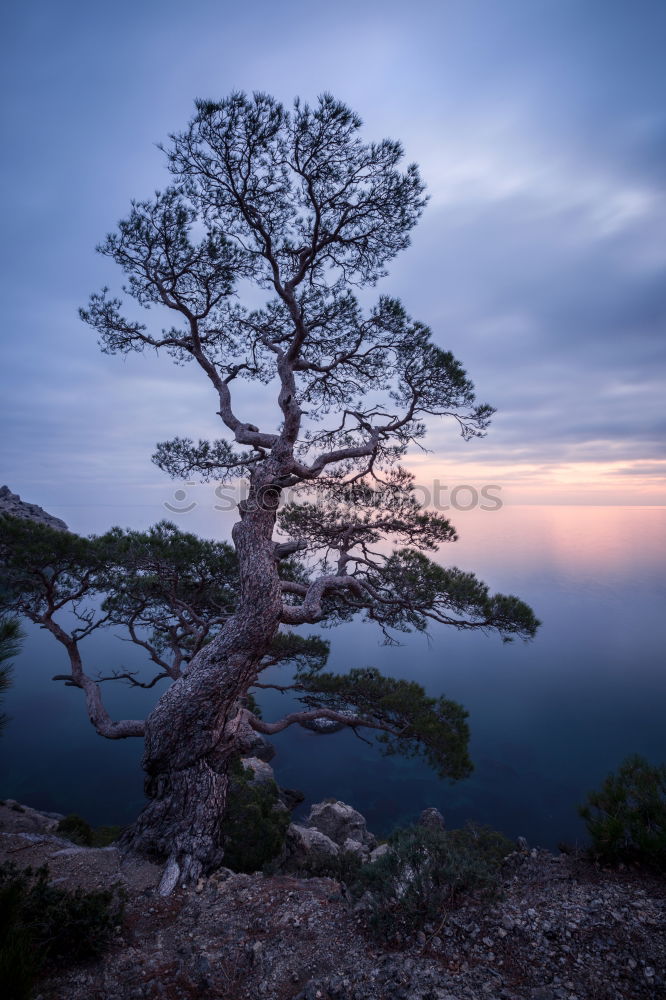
[121,495,282,890]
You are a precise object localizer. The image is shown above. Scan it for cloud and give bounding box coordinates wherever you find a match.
[1,0,664,522]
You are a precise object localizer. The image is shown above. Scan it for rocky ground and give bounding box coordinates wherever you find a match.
[1,799,664,1000]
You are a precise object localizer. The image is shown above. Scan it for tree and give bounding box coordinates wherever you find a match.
[579,755,666,869]
[0,615,22,735]
[8,93,540,888]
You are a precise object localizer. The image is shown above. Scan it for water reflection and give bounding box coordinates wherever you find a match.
[1,505,664,848]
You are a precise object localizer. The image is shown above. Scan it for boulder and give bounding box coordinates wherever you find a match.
[283,823,340,873]
[243,729,276,762]
[418,807,446,831]
[368,843,390,863]
[239,757,276,787]
[235,757,303,813]
[306,800,376,853]
[279,786,305,811]
[341,837,366,859]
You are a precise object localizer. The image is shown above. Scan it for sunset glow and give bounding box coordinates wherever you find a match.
[2,0,664,529]
[406,456,666,507]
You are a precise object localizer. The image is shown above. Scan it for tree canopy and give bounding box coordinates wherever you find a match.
[79,92,537,644]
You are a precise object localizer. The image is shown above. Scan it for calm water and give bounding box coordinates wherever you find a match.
[1,505,665,849]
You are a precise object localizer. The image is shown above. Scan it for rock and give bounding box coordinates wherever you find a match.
[353,890,375,914]
[243,729,276,762]
[306,800,376,851]
[417,806,445,830]
[239,756,276,787]
[279,787,305,811]
[0,485,68,531]
[294,981,324,1000]
[208,867,234,884]
[517,836,529,851]
[237,758,303,818]
[326,975,348,998]
[369,843,390,863]
[282,823,340,872]
[341,837,366,858]
[0,800,61,835]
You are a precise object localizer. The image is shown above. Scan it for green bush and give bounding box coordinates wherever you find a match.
[221,760,290,873]
[56,813,93,845]
[352,822,512,940]
[0,862,122,999]
[443,823,515,867]
[91,824,122,847]
[55,814,122,847]
[579,754,666,869]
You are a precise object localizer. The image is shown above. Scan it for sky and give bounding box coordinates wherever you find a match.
[1,0,665,536]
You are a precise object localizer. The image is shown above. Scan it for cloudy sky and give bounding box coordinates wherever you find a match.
[1,0,665,534]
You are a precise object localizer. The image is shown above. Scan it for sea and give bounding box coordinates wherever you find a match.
[1,504,664,850]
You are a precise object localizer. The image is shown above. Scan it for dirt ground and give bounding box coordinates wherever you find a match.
[2,799,664,1000]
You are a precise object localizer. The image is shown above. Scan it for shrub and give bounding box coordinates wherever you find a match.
[91,824,122,847]
[0,862,122,999]
[221,760,290,873]
[352,821,512,940]
[0,874,35,1000]
[444,822,515,867]
[579,754,666,869]
[56,813,93,845]
[55,814,122,847]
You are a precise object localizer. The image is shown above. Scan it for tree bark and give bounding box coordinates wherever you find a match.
[121,492,283,889]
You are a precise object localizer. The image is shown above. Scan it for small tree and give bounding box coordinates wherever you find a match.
[4,93,539,887]
[0,615,22,735]
[579,755,666,869]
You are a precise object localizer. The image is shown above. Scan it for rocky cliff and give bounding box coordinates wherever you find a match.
[0,485,68,531]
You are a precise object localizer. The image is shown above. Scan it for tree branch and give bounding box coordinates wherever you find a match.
[41,617,145,739]
[248,706,400,737]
